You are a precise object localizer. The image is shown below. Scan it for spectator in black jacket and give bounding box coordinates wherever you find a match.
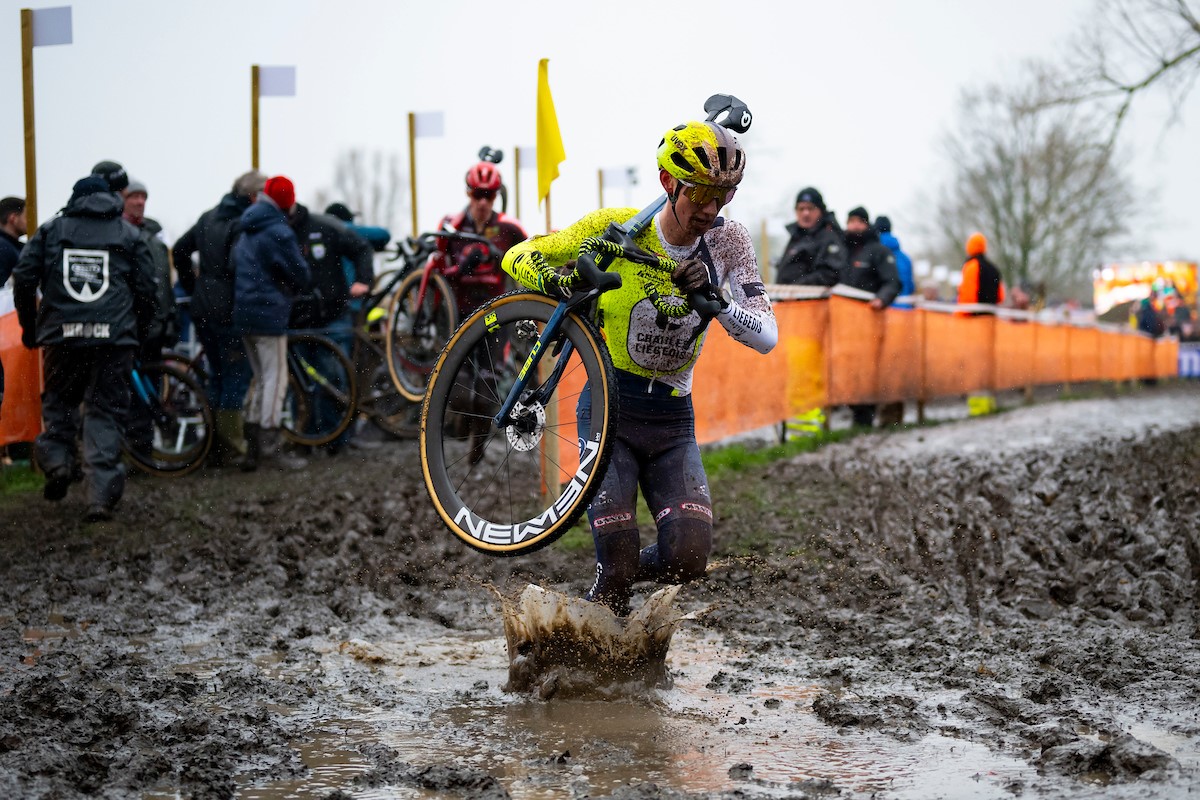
[775,187,845,286]
[13,174,156,521]
[286,203,374,453]
[840,207,901,310]
[0,195,27,416]
[172,170,266,467]
[122,179,179,459]
[840,207,901,429]
[0,196,25,285]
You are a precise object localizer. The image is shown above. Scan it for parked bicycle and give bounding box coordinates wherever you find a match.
[384,229,507,403]
[123,358,214,477]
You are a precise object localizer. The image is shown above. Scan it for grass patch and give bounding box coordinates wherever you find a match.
[701,428,856,479]
[0,463,43,496]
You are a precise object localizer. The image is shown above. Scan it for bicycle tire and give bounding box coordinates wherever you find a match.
[420,292,617,556]
[386,269,459,403]
[125,361,214,477]
[282,332,358,447]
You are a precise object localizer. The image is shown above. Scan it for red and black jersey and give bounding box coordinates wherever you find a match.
[437,209,528,314]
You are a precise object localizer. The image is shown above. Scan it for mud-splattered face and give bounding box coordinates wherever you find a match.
[662,176,720,239]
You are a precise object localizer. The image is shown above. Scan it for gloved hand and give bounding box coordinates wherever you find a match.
[21,327,36,349]
[672,257,710,293]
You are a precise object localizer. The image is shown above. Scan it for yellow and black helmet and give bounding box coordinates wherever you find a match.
[656,121,746,187]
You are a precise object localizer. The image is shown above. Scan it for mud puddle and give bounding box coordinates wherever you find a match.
[230,626,1041,799]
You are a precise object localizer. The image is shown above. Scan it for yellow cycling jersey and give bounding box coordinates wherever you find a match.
[502,208,777,396]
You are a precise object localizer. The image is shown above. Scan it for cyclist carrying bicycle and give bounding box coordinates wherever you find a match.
[435,161,528,316]
[501,121,777,615]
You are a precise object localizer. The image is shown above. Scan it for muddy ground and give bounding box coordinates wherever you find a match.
[1,383,1199,799]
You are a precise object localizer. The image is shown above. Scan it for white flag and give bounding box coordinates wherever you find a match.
[258,66,296,97]
[413,111,444,138]
[32,6,72,47]
[602,167,637,188]
[515,146,537,168]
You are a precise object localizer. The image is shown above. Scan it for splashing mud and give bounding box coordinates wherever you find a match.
[499,584,684,698]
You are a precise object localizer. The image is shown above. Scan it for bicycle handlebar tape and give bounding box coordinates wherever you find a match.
[573,250,623,293]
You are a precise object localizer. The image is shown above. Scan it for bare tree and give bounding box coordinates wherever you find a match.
[1049,0,1200,141]
[313,148,406,232]
[927,74,1140,301]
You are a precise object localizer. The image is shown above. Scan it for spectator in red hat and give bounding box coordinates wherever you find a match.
[231,175,310,470]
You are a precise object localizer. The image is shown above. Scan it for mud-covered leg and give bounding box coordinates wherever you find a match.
[637,439,713,584]
[578,386,640,615]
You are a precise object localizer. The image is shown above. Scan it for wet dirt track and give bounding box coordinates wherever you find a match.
[1,384,1199,799]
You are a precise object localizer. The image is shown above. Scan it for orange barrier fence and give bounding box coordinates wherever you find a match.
[551,293,1179,482]
[0,309,42,446]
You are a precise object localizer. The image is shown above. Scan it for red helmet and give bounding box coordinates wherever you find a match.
[465,162,502,191]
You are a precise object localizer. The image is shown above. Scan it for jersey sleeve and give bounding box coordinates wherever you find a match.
[711,221,777,354]
[501,208,628,294]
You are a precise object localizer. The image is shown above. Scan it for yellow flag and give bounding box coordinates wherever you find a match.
[536,58,566,207]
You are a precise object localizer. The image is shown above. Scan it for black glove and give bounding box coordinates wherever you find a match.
[21,327,37,349]
[672,258,710,293]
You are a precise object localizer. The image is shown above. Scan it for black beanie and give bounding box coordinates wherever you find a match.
[875,215,892,233]
[795,187,825,211]
[847,206,870,224]
[69,176,110,205]
[91,160,128,193]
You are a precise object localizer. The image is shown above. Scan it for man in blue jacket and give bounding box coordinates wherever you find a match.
[232,175,310,470]
[874,215,915,427]
[874,216,915,309]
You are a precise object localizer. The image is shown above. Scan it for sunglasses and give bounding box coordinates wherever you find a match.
[678,180,737,207]
[470,189,497,201]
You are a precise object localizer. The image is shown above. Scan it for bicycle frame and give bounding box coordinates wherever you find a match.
[487,95,754,428]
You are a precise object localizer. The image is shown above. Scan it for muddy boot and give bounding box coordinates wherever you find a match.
[240,422,261,472]
[213,410,249,469]
[260,428,307,471]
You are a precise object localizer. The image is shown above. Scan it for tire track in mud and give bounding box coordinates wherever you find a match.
[0,385,1197,797]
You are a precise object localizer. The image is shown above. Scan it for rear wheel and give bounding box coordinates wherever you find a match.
[125,361,214,477]
[386,269,458,403]
[420,292,617,556]
[282,333,357,446]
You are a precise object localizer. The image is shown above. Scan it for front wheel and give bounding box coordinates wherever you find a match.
[386,269,459,403]
[420,292,617,556]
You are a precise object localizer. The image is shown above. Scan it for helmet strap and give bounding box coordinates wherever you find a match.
[668,182,685,230]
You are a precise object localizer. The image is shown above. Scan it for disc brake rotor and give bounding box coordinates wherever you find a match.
[505,401,546,452]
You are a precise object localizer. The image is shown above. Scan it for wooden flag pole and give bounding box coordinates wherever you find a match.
[250,65,260,170]
[597,168,605,209]
[514,147,521,221]
[539,186,560,501]
[407,112,419,237]
[20,8,38,230]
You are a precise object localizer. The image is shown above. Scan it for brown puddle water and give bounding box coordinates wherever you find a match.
[228,593,1038,799]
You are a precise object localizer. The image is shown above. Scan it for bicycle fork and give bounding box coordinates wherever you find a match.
[492,293,594,428]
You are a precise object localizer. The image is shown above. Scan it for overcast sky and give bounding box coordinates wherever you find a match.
[1,0,1196,267]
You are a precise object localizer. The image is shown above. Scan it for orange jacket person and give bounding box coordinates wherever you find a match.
[957,232,1006,307]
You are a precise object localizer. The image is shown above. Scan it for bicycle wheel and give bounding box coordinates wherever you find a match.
[421,292,617,556]
[125,361,214,477]
[357,338,420,438]
[282,333,357,447]
[386,269,459,403]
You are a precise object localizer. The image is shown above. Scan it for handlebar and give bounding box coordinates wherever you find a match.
[572,223,723,319]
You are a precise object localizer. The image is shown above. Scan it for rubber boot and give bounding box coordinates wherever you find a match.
[261,428,307,471]
[214,410,249,469]
[240,422,261,472]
